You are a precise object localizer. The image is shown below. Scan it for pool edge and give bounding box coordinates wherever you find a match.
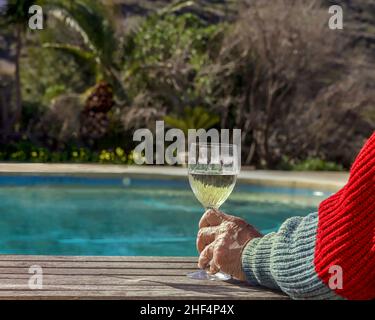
[0,163,348,192]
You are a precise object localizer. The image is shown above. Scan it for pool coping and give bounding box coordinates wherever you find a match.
[0,163,348,191]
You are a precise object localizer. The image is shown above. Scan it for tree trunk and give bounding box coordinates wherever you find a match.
[14,23,22,127]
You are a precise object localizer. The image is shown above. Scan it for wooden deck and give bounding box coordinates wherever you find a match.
[0,255,287,300]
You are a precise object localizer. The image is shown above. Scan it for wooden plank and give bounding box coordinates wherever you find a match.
[0,255,197,262]
[0,272,197,279]
[0,276,262,291]
[0,278,285,299]
[0,281,238,288]
[0,255,288,299]
[0,285,263,292]
[0,275,259,285]
[0,284,270,294]
[0,267,196,276]
[0,276,253,287]
[0,290,287,300]
[0,261,198,269]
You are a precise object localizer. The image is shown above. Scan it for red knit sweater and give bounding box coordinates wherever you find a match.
[314,132,375,300]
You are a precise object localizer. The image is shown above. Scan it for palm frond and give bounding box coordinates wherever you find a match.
[44,0,117,69]
[47,8,96,54]
[157,0,195,16]
[43,42,98,76]
[43,42,95,61]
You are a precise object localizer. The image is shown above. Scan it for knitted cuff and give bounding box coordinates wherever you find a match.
[241,213,343,299]
[242,233,280,290]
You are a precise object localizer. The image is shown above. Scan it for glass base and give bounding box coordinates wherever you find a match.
[187,270,231,281]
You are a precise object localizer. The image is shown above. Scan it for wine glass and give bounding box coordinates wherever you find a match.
[187,143,240,280]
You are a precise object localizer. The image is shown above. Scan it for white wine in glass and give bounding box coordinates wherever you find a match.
[188,173,237,210]
[187,143,239,280]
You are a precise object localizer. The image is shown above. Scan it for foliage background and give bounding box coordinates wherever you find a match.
[0,0,374,170]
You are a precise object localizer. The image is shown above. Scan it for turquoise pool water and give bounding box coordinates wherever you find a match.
[0,175,331,256]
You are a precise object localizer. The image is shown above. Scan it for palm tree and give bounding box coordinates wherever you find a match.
[43,0,116,76]
[1,0,37,126]
[42,0,197,104]
[39,0,128,141]
[42,0,125,105]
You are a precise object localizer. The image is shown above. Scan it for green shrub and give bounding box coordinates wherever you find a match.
[43,84,67,103]
[123,13,223,107]
[291,158,344,171]
[164,106,220,135]
[22,44,94,106]
[9,150,28,162]
[128,13,217,67]
[0,143,137,165]
[30,148,49,162]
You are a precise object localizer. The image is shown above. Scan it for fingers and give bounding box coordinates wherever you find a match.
[198,242,213,270]
[196,226,217,253]
[198,242,221,274]
[208,262,220,274]
[199,209,226,228]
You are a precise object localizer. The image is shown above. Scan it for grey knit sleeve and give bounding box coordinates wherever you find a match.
[241,212,342,300]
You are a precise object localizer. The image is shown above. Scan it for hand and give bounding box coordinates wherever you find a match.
[196,209,262,281]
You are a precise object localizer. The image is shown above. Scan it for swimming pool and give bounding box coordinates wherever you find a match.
[0,175,331,256]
